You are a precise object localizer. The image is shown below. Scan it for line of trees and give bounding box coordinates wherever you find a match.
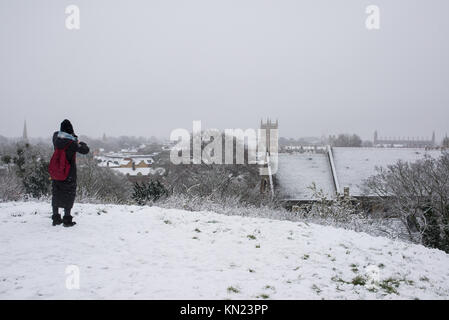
[328,134,363,147]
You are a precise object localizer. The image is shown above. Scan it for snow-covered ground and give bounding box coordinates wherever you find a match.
[333,148,442,196]
[0,201,448,300]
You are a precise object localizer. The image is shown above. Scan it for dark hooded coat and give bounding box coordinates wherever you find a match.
[51,120,89,209]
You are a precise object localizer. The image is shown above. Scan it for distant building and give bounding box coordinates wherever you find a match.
[95,153,164,183]
[374,130,435,148]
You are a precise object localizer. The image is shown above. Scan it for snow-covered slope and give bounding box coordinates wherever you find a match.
[0,201,448,300]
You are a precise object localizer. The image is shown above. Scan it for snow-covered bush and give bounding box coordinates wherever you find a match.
[301,183,360,222]
[0,168,24,201]
[131,180,168,205]
[364,152,449,252]
[0,142,51,200]
[285,183,408,241]
[10,143,51,199]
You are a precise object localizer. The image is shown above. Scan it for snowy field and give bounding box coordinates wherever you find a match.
[277,153,335,200]
[0,201,448,300]
[333,148,443,196]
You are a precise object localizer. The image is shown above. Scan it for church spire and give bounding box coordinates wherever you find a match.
[22,120,28,142]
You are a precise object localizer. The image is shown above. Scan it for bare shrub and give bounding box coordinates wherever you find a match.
[364,152,449,252]
[301,183,360,222]
[0,169,24,201]
[76,157,132,204]
[162,161,272,207]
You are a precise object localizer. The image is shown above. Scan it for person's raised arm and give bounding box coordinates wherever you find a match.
[77,141,90,155]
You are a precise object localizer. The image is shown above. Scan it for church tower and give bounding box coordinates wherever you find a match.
[260,118,278,195]
[260,118,278,156]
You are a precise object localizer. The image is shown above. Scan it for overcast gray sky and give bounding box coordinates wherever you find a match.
[0,0,448,141]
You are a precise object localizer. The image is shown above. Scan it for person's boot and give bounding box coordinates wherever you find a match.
[52,214,63,226]
[63,215,76,227]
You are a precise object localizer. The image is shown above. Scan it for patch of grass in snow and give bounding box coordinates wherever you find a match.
[194,228,201,233]
[302,254,310,260]
[255,244,260,248]
[248,269,255,273]
[264,285,275,290]
[331,276,348,284]
[378,263,385,269]
[227,286,240,294]
[207,220,219,224]
[378,278,400,295]
[192,236,199,240]
[312,284,322,294]
[257,294,270,299]
[163,220,172,224]
[350,264,359,273]
[247,234,256,240]
[351,275,367,286]
[332,274,411,296]
[420,276,429,282]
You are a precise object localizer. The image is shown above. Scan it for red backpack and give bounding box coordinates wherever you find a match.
[48,141,74,181]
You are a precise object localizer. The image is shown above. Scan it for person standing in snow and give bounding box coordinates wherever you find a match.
[51,119,89,227]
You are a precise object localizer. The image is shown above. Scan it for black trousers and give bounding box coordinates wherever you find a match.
[52,206,72,218]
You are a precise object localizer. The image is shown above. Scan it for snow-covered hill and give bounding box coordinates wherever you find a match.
[0,201,448,299]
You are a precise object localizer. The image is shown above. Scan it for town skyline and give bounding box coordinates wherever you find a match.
[1,1,448,141]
